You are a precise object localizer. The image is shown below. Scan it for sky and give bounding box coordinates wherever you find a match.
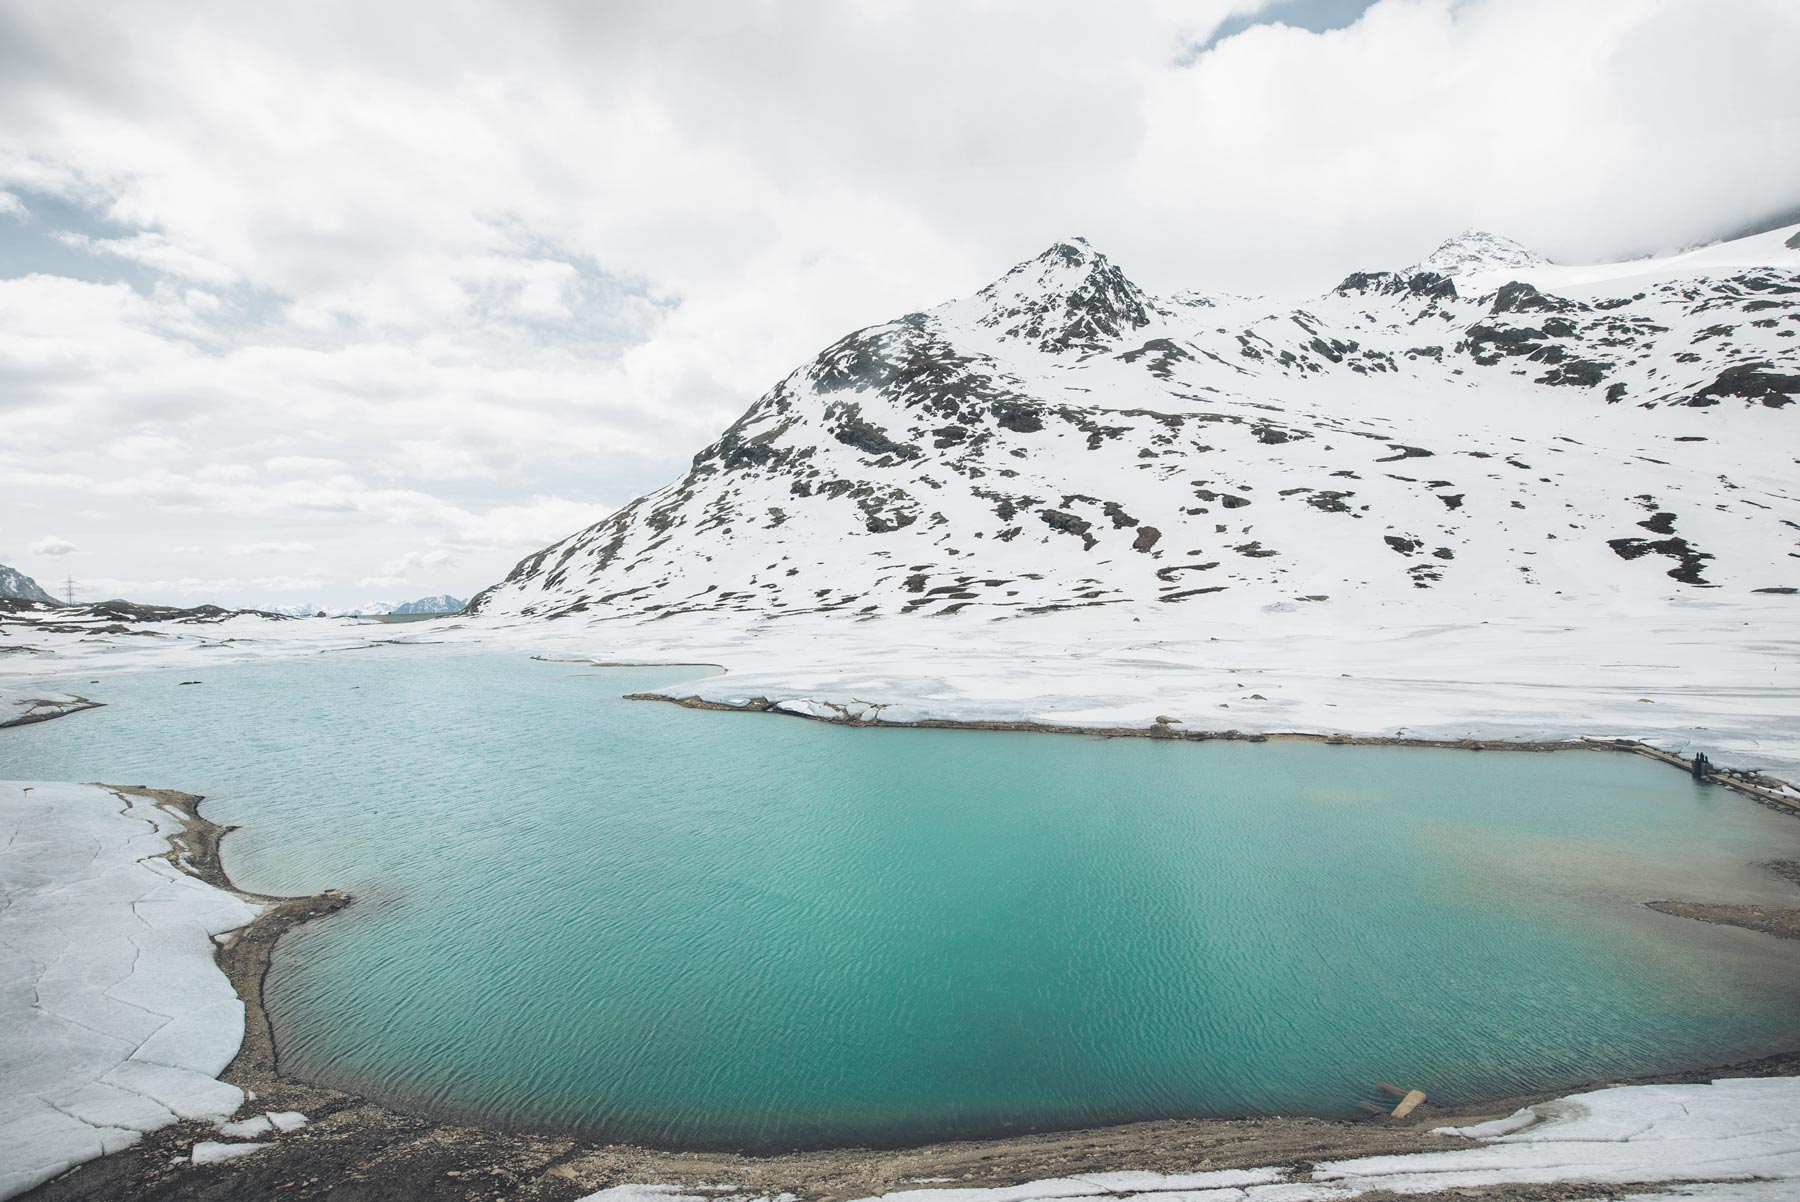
[2,0,1796,609]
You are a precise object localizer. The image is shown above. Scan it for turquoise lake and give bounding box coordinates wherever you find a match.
[6,648,1800,1149]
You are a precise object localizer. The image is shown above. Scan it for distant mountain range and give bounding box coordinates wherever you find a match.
[266,594,466,618]
[392,594,465,615]
[0,564,58,605]
[468,223,1799,622]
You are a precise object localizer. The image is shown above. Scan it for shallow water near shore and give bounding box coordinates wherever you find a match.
[8,647,1800,1150]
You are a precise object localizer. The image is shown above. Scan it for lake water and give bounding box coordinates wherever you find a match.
[7,648,1800,1150]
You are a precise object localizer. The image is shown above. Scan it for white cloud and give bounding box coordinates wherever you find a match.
[0,190,24,218]
[55,230,239,286]
[227,540,315,556]
[251,574,323,591]
[378,548,455,577]
[30,534,78,556]
[0,0,1794,605]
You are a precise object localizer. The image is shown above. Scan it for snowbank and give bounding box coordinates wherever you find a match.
[0,782,260,1200]
[576,1078,1800,1202]
[1314,1077,1800,1195]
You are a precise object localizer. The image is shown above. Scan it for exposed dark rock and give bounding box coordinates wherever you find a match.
[1117,337,1195,380]
[1607,536,1714,585]
[1688,362,1800,408]
[1253,422,1307,445]
[1376,444,1433,462]
[1101,501,1140,529]
[1491,281,1577,315]
[1039,508,1097,549]
[992,401,1045,432]
[1156,562,1219,582]
[833,410,920,459]
[1536,360,1610,387]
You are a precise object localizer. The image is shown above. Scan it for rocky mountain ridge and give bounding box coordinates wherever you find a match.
[0,564,58,606]
[469,225,1800,623]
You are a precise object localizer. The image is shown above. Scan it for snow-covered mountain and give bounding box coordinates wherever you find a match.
[469,225,1799,622]
[0,564,58,605]
[392,594,465,615]
[1404,229,1548,279]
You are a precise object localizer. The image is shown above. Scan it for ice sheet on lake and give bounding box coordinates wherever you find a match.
[0,781,260,1201]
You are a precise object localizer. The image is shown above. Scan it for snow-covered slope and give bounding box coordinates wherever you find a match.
[471,227,1798,622]
[0,564,57,606]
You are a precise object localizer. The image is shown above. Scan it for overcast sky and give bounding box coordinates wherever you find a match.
[3,0,1796,609]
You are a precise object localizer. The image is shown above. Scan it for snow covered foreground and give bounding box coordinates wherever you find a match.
[576,1079,1800,1201]
[0,782,259,1200]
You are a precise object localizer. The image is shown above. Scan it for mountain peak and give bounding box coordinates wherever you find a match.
[968,237,1154,354]
[1035,235,1098,266]
[1410,229,1550,278]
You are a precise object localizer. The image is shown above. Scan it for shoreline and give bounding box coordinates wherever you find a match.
[622,688,1800,817]
[124,785,357,1082]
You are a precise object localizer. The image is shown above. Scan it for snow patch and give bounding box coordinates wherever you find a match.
[189,1139,270,1165]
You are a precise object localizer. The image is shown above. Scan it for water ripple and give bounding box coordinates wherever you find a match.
[7,647,1800,1150]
